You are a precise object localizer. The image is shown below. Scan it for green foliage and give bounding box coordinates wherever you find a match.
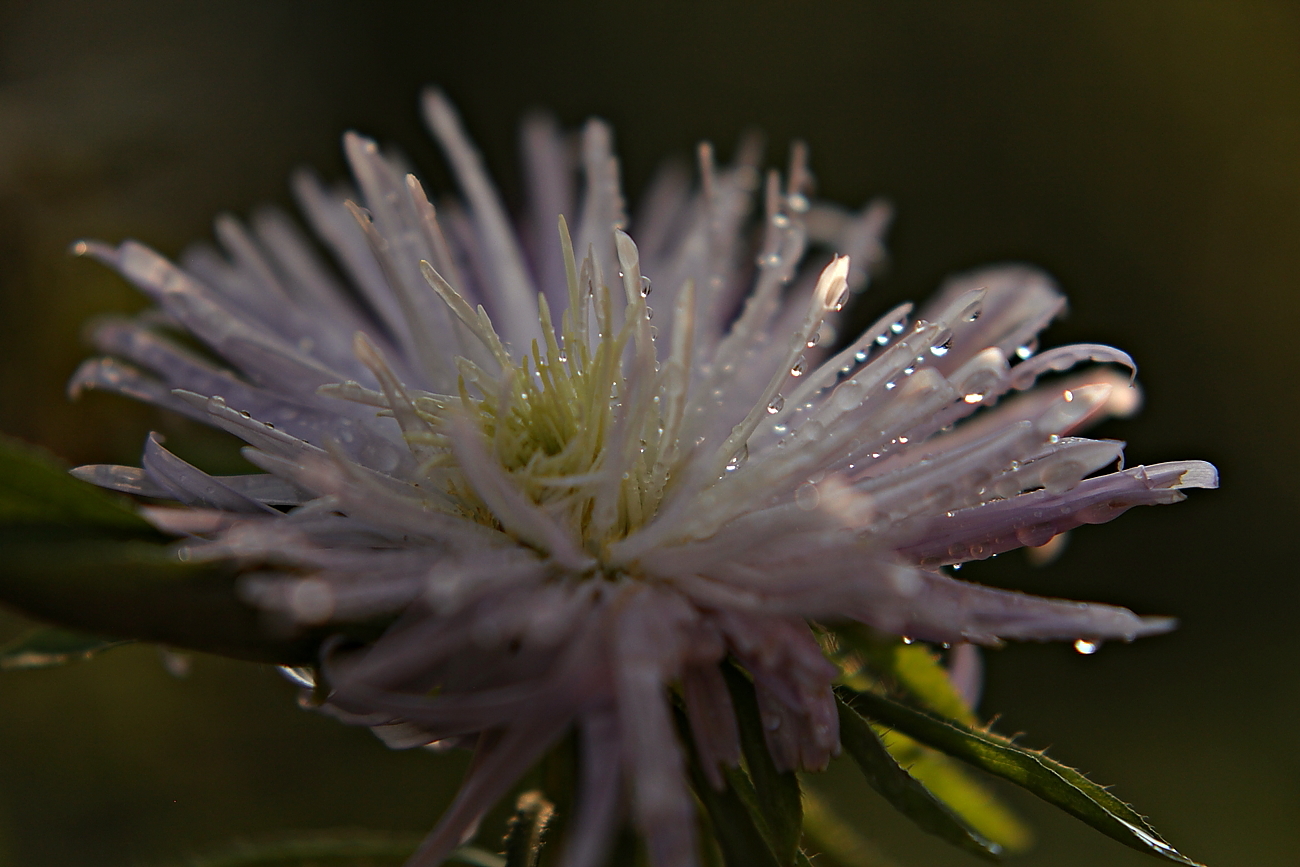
[0,625,131,669]
[0,433,378,665]
[676,702,784,867]
[883,732,1031,853]
[721,663,803,864]
[839,687,1205,866]
[836,697,1002,860]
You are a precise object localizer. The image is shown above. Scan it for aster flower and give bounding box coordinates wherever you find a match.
[60,90,1215,867]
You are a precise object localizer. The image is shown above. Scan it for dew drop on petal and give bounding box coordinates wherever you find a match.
[790,356,807,377]
[795,482,820,510]
[787,192,810,213]
[772,213,791,228]
[833,286,851,312]
[854,349,870,363]
[767,395,785,414]
[1074,639,1099,655]
[639,275,652,297]
[725,444,749,473]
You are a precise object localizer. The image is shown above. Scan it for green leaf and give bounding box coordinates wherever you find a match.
[831,623,976,726]
[722,662,803,864]
[0,434,384,666]
[0,435,160,535]
[884,735,1031,852]
[674,705,783,867]
[828,627,1030,851]
[0,625,132,670]
[839,687,1205,866]
[836,695,1002,860]
[171,831,503,867]
[800,787,903,867]
[0,527,321,664]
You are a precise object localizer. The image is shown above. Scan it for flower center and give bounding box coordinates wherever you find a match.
[413,223,674,559]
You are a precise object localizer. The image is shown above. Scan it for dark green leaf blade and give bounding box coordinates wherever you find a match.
[0,625,132,670]
[836,695,1002,860]
[0,527,324,664]
[0,435,385,665]
[674,705,783,867]
[884,735,1031,853]
[722,662,803,864]
[831,623,976,726]
[0,435,160,535]
[840,688,1204,867]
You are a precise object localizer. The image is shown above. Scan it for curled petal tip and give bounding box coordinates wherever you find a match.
[1174,462,1219,490]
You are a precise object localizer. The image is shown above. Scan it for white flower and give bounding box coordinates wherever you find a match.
[68,90,1217,867]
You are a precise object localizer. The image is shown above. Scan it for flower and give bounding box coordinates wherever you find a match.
[67,90,1217,867]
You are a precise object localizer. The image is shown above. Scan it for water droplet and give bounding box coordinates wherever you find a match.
[930,337,953,357]
[795,482,820,510]
[806,331,821,348]
[1015,342,1036,360]
[951,562,962,570]
[833,286,851,311]
[875,332,891,346]
[645,306,654,320]
[890,319,906,335]
[772,213,791,228]
[901,636,915,645]
[757,252,782,268]
[787,192,810,213]
[1074,639,1099,655]
[773,423,788,434]
[790,356,807,377]
[963,392,985,404]
[639,275,653,297]
[767,395,785,414]
[854,349,870,364]
[897,435,909,444]
[1063,389,1074,402]
[1048,433,1060,444]
[884,381,897,390]
[557,351,568,363]
[725,444,749,473]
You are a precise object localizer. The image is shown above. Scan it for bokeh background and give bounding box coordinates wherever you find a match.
[0,1,1294,865]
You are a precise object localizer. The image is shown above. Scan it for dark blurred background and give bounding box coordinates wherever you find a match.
[0,1,1293,865]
